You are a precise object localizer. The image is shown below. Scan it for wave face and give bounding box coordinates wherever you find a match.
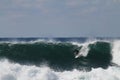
[85,41,112,68]
[0,42,78,70]
[0,38,112,70]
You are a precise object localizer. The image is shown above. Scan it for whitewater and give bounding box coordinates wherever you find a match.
[0,38,120,80]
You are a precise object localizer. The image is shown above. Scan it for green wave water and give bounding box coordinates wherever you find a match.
[0,41,112,70]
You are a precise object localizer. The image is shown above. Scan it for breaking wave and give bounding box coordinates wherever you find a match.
[0,39,112,70]
[0,38,120,80]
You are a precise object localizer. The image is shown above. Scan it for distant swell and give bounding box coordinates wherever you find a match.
[0,41,112,70]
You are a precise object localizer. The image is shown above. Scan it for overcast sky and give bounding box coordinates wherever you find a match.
[0,0,120,37]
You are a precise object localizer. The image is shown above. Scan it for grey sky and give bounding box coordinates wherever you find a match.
[0,0,120,37]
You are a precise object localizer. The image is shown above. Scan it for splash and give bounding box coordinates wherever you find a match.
[0,59,120,80]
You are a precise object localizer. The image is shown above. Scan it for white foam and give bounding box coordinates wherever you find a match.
[0,59,120,80]
[112,40,120,65]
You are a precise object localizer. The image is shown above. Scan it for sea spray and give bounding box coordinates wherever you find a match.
[0,59,120,80]
[112,40,120,65]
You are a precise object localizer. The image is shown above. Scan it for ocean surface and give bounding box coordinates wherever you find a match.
[0,37,120,80]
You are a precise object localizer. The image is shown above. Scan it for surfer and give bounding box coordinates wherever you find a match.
[74,49,79,55]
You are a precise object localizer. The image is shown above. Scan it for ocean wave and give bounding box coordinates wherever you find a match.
[0,40,112,70]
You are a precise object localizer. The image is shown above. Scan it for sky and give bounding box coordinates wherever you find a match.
[0,0,120,37]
